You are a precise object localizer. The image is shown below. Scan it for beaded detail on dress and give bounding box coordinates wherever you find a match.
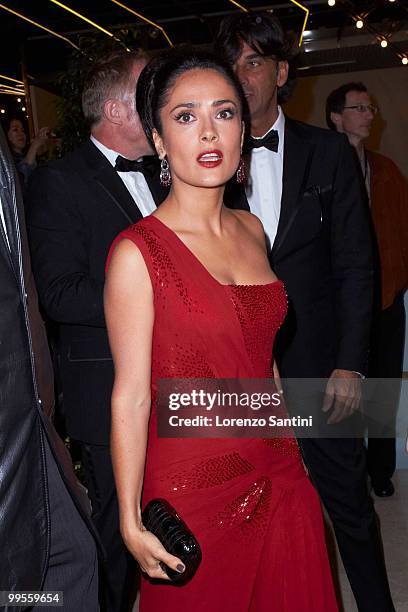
[161,452,255,492]
[209,477,273,542]
[228,282,287,372]
[152,340,215,378]
[129,223,204,315]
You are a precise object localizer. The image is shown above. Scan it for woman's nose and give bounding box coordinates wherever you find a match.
[200,126,218,143]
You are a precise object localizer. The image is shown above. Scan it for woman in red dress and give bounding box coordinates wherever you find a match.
[105,49,338,611]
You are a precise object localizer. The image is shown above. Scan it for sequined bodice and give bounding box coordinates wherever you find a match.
[116,216,287,381]
[227,283,287,376]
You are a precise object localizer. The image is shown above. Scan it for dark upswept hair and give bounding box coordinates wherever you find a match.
[136,46,246,150]
[82,49,147,127]
[326,82,368,130]
[214,11,296,103]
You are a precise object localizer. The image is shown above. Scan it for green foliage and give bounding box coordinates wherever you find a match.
[55,26,142,156]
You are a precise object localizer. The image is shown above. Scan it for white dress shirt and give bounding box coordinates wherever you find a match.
[90,136,157,218]
[246,106,285,250]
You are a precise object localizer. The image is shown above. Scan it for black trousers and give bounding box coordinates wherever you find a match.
[367,293,406,484]
[37,439,99,612]
[78,442,138,612]
[299,436,394,612]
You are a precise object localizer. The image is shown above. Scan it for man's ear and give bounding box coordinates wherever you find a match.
[277,61,289,88]
[330,111,342,130]
[152,129,166,159]
[103,99,123,126]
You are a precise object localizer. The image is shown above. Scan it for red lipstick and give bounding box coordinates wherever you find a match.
[197,150,223,168]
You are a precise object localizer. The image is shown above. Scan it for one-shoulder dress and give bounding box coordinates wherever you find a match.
[109,215,338,612]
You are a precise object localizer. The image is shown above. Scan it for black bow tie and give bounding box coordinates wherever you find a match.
[248,129,279,152]
[115,155,147,173]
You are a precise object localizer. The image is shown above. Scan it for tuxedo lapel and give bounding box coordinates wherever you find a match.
[272,119,314,258]
[94,167,141,224]
[82,141,143,224]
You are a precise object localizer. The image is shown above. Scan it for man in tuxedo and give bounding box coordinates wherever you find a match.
[327,82,408,497]
[28,50,167,611]
[0,126,98,609]
[215,12,395,611]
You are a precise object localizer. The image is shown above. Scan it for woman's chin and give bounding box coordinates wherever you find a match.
[178,171,236,190]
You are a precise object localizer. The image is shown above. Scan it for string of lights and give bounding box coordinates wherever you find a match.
[326,0,407,65]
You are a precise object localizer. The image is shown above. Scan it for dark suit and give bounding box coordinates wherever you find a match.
[0,127,99,610]
[226,118,394,611]
[27,140,167,611]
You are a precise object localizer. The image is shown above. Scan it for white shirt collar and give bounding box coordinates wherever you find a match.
[251,106,285,155]
[90,135,128,167]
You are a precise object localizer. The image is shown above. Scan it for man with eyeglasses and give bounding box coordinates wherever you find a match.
[327,81,408,500]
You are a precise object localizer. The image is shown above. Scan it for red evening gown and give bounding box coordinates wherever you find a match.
[109,215,338,612]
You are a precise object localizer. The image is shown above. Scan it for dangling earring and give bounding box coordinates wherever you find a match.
[160,158,172,187]
[236,157,247,184]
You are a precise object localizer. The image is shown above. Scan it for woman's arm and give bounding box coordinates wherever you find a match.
[23,126,50,166]
[104,238,185,580]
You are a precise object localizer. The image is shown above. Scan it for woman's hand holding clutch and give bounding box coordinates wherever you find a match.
[122,524,186,581]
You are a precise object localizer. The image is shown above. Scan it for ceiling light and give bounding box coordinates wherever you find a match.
[402,56,408,65]
[356,20,363,29]
[380,39,388,48]
[328,0,335,6]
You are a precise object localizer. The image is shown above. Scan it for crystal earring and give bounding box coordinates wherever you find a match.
[236,157,247,184]
[160,158,172,187]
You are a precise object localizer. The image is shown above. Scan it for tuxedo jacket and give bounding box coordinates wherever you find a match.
[0,129,100,590]
[27,140,168,445]
[226,118,374,378]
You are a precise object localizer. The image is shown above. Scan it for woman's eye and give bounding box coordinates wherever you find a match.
[217,108,234,120]
[176,112,193,123]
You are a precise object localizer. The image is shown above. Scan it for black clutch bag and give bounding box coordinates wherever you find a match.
[142,498,202,583]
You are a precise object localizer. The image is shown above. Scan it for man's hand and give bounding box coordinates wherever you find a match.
[323,369,362,424]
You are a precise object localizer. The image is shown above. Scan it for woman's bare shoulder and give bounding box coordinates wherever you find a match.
[229,209,266,243]
[106,237,151,290]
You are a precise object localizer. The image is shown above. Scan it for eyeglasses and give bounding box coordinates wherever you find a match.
[343,104,378,115]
